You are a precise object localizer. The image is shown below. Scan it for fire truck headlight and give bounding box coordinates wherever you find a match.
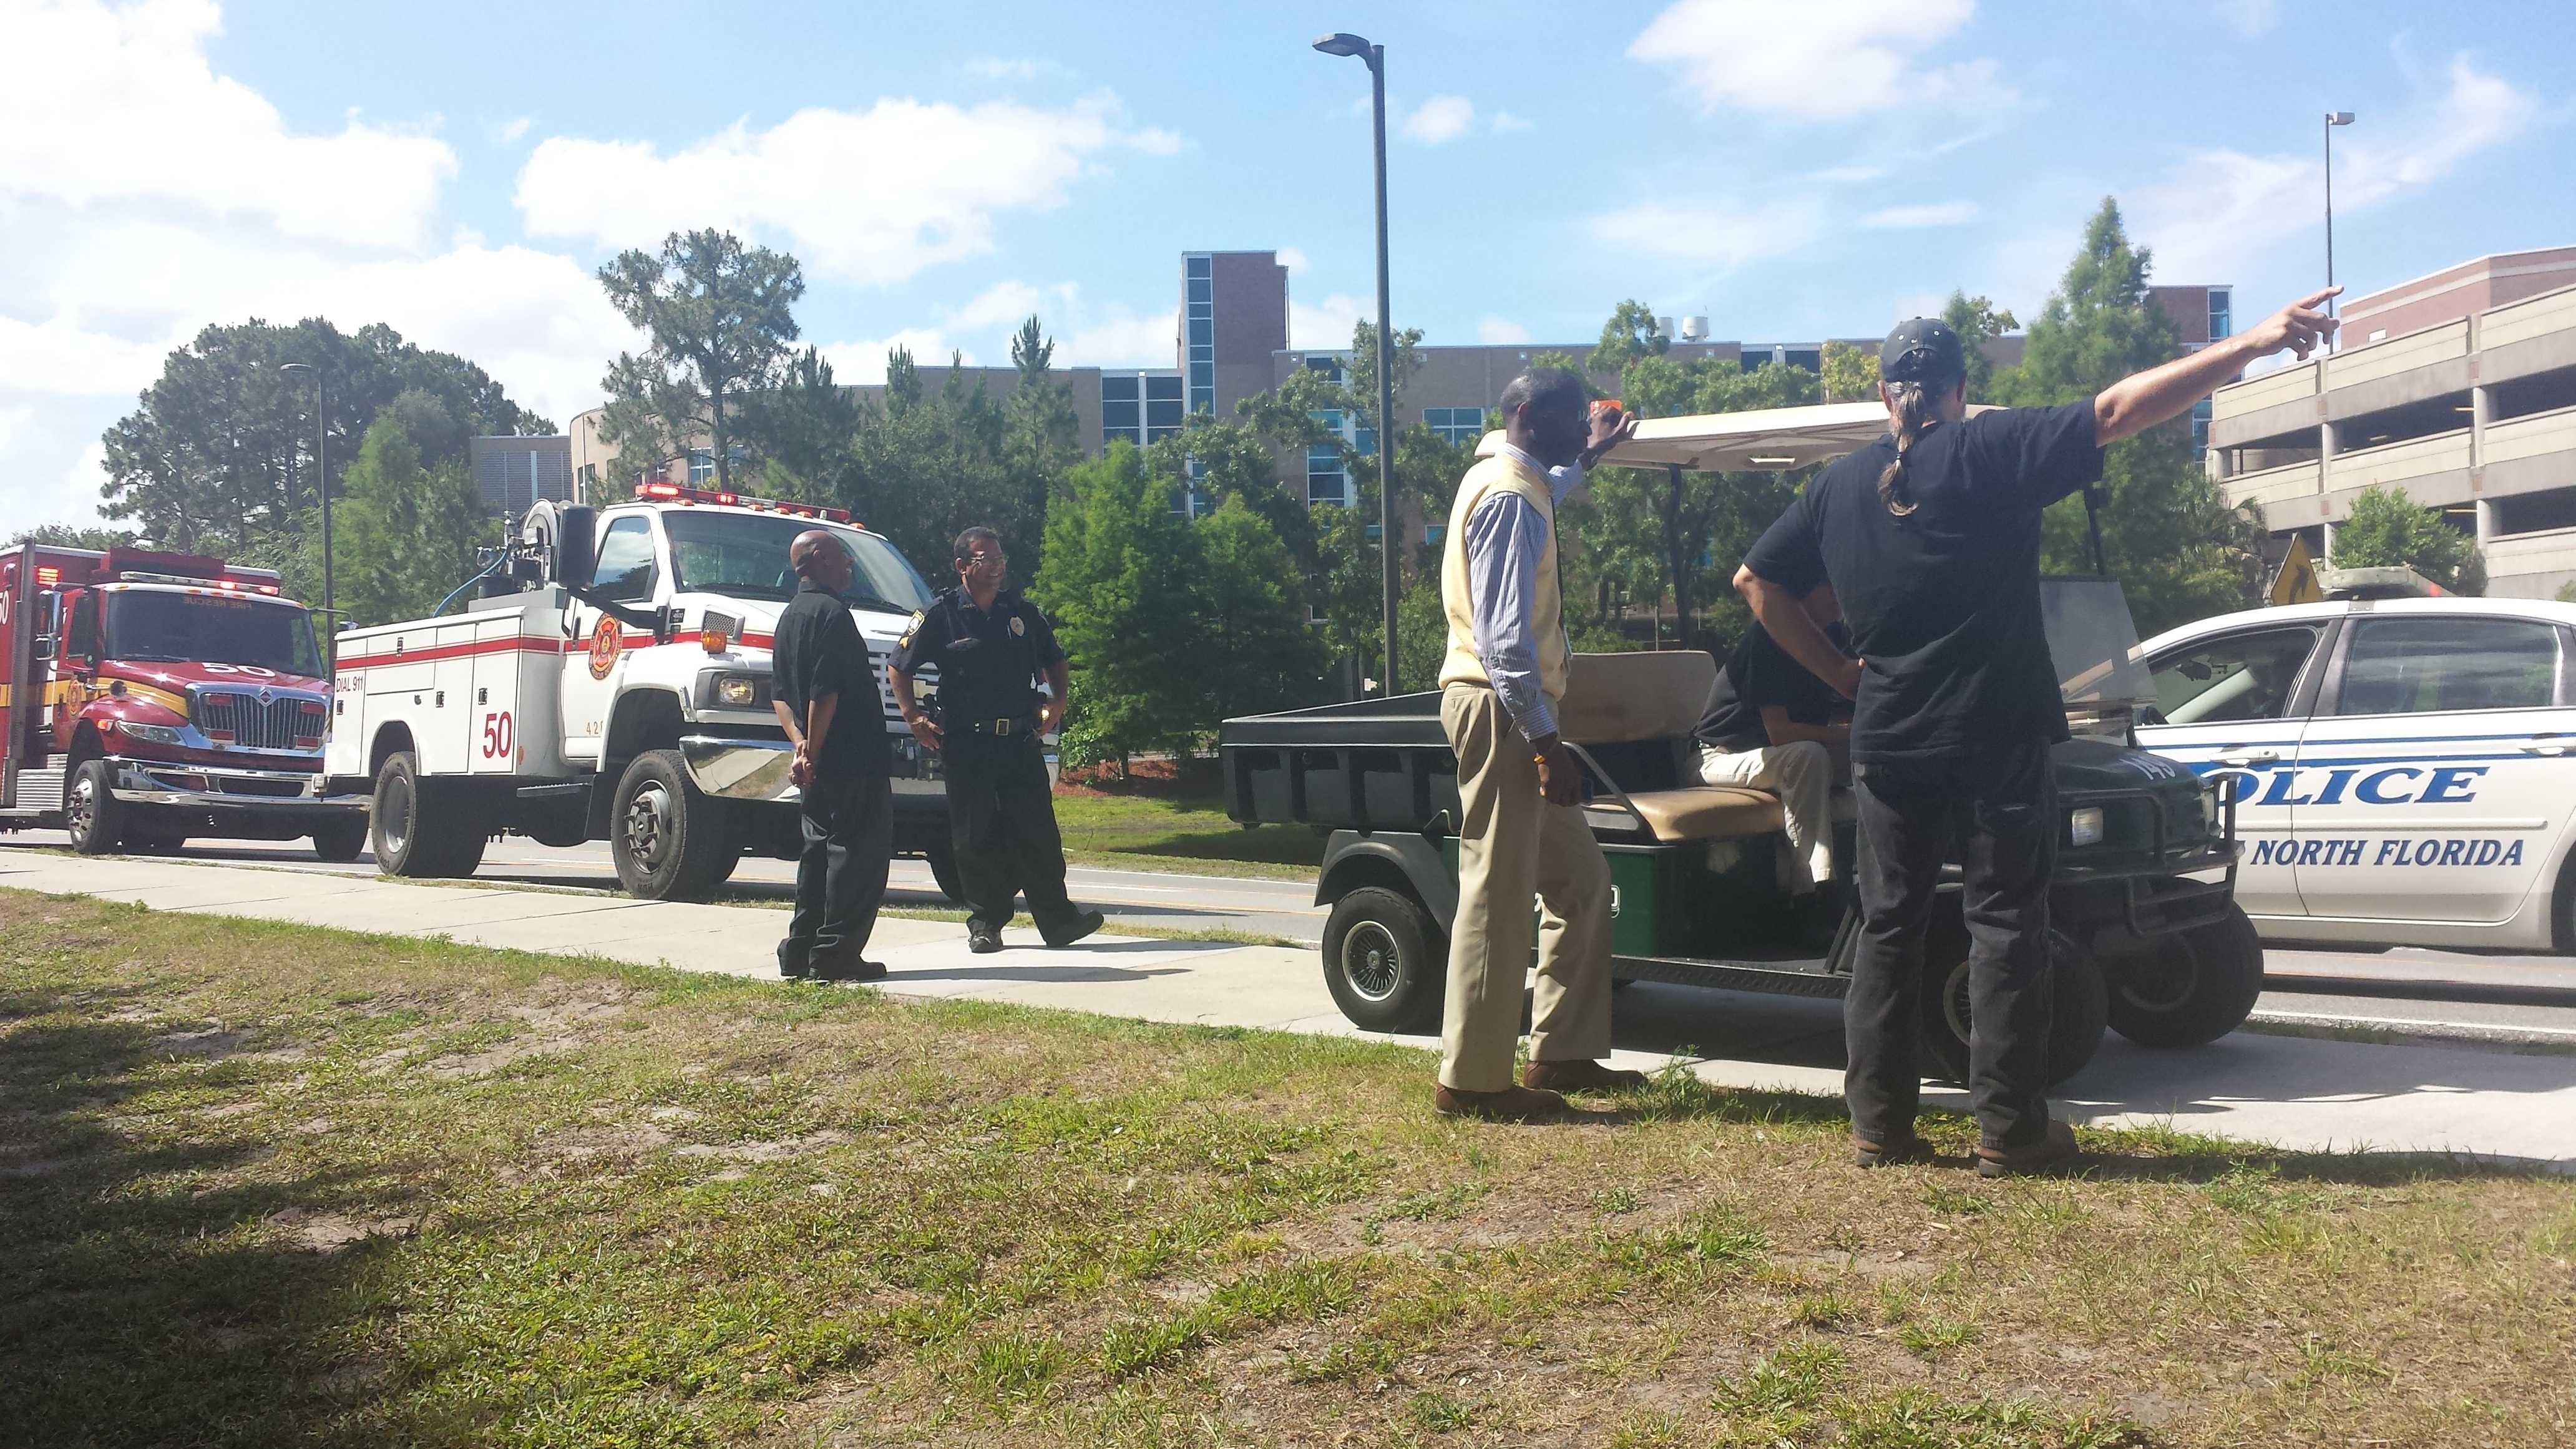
[117,721,184,746]
[716,676,759,707]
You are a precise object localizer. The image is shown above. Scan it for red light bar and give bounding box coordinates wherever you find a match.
[630,482,850,523]
[35,565,60,586]
[638,482,684,499]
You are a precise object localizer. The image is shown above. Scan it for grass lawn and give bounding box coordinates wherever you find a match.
[1049,761,1322,880]
[5,890,2574,1448]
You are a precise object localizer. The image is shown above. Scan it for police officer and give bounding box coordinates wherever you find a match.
[1736,290,2336,1176]
[771,529,891,982]
[889,526,1105,954]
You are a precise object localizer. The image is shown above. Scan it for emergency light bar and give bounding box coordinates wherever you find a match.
[111,570,284,595]
[35,565,60,587]
[632,481,852,524]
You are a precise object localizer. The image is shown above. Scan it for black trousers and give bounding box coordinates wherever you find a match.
[944,728,1078,935]
[782,771,892,972]
[1847,738,2056,1149]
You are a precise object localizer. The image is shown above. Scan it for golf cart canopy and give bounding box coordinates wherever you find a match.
[1475,401,1997,473]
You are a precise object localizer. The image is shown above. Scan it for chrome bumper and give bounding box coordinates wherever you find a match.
[110,760,360,813]
[678,733,946,803]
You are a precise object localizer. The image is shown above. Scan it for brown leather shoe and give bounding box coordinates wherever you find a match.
[1853,1133,1936,1168]
[1433,1083,1568,1121]
[1523,1058,1649,1093]
[1975,1119,2080,1178]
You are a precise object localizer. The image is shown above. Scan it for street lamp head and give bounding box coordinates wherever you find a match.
[278,362,313,376]
[1312,31,1372,58]
[2327,110,2355,126]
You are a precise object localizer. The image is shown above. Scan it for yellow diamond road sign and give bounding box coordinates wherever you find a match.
[2268,534,2323,606]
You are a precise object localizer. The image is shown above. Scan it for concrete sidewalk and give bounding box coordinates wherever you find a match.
[4,851,2570,1169]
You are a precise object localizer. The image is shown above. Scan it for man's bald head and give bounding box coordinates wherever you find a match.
[789,529,854,590]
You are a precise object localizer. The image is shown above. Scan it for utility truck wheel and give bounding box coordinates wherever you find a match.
[924,839,964,904]
[1322,887,1446,1034]
[373,752,485,878]
[611,749,734,900]
[64,759,125,856]
[311,816,369,863]
[1916,906,2107,1089]
[2108,904,2264,1048]
[131,825,190,854]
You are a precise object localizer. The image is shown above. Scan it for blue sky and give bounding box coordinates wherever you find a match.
[5,0,2569,535]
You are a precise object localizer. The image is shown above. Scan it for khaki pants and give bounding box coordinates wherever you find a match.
[1438,684,1616,1092]
[1696,739,1833,893]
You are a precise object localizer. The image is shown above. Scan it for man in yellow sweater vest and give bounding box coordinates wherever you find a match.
[1433,368,1640,1120]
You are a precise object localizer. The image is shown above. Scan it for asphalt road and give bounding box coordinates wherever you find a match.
[12,832,2576,1048]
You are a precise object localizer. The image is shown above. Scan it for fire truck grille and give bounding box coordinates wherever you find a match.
[194,693,327,751]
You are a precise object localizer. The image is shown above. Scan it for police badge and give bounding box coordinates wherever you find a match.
[1009,615,1026,637]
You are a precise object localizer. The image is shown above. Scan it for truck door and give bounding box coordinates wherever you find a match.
[2292,612,2573,925]
[559,514,661,760]
[2139,620,2330,919]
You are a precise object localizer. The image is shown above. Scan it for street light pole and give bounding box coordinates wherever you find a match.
[279,362,331,624]
[1315,31,1402,696]
[2325,110,2354,349]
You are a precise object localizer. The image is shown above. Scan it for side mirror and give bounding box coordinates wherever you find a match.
[33,635,55,662]
[551,505,596,588]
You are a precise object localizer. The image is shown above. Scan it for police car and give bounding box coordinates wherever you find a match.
[2137,596,2576,951]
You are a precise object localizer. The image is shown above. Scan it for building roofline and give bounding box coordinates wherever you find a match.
[2343,247,2576,319]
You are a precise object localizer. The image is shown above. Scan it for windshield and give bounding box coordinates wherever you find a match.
[2041,577,2155,707]
[663,511,932,615]
[104,588,322,676]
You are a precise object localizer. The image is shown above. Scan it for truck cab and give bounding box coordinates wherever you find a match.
[325,485,952,899]
[1,544,367,857]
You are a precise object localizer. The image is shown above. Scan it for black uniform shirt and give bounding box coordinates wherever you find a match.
[1742,399,2104,766]
[771,578,889,778]
[891,585,1065,721]
[1695,622,1850,754]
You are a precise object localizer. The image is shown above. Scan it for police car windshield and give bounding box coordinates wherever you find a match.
[104,588,321,676]
[2041,577,2155,707]
[664,511,932,615]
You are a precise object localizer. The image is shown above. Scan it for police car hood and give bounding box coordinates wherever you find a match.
[2051,734,2197,793]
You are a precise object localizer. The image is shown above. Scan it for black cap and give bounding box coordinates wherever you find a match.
[1880,318,1965,384]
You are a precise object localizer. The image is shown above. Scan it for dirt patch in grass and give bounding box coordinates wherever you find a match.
[1,889,2571,1448]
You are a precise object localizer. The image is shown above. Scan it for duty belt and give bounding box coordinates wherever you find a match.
[958,715,1039,737]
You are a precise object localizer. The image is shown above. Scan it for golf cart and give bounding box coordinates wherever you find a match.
[1217,404,2262,1084]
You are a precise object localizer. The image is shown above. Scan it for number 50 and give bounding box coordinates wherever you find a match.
[481,710,514,759]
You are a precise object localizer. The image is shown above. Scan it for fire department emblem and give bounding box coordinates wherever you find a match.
[587,613,623,680]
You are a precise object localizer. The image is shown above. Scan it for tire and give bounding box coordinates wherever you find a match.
[1321,886,1447,1034]
[2108,904,2265,1048]
[371,752,486,878]
[924,839,964,904]
[1916,907,2108,1089]
[63,758,124,856]
[130,826,190,854]
[311,815,369,863]
[610,749,736,900]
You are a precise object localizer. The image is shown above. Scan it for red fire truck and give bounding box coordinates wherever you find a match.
[0,543,367,857]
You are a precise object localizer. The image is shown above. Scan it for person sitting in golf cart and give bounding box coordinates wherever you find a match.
[1694,583,1852,932]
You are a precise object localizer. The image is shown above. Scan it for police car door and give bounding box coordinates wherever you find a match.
[2294,610,2574,924]
[561,514,661,760]
[2139,619,2334,919]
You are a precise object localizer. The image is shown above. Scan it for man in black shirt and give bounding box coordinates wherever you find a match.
[1738,290,2336,1175]
[889,526,1105,955]
[1695,588,1850,921]
[770,529,893,982]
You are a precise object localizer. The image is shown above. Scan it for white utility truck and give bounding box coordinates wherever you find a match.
[323,484,954,899]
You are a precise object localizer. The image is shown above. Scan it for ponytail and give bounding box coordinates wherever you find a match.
[1876,380,1938,518]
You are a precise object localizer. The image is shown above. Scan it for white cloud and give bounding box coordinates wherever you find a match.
[1628,0,2013,122]
[1291,293,1369,352]
[1276,246,1310,274]
[821,331,961,384]
[2130,54,2537,283]
[1403,95,1476,145]
[1588,198,1828,275]
[1061,309,1177,366]
[1476,317,1532,345]
[2217,0,2278,39]
[1490,110,1533,134]
[490,115,532,145]
[1860,200,1979,230]
[1,0,457,250]
[963,57,1044,81]
[516,93,1176,285]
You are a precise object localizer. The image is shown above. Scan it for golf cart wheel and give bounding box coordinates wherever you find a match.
[610,749,734,900]
[924,838,965,904]
[1322,886,1446,1034]
[2108,904,2265,1048]
[1917,912,2107,1089]
[311,815,369,863]
[64,758,126,856]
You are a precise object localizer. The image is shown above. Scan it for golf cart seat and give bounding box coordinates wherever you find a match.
[1559,651,1786,843]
